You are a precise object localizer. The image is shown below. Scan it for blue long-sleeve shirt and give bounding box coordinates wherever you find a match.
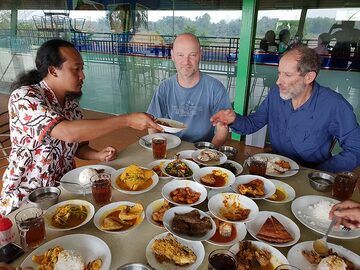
[230,82,360,173]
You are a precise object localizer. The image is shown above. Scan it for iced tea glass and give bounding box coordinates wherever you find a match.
[332,172,358,200]
[15,207,45,250]
[152,137,167,159]
[91,173,112,205]
[208,249,237,270]
[249,157,268,176]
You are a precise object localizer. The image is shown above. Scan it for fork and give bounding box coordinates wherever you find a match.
[137,136,152,147]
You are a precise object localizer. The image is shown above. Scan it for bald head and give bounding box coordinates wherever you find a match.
[173,33,201,51]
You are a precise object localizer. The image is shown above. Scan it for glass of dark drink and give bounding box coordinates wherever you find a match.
[248,157,268,176]
[91,173,112,205]
[208,249,237,270]
[152,137,167,159]
[15,207,45,250]
[332,171,358,200]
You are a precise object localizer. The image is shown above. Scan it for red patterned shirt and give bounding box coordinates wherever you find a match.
[0,81,82,214]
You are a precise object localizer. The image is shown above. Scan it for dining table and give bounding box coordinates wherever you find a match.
[10,139,360,269]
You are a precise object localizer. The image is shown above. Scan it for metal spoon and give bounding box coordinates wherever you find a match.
[137,136,152,147]
[59,180,82,186]
[313,217,337,255]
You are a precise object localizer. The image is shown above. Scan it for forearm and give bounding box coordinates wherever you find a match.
[75,143,100,160]
[317,151,359,173]
[230,113,267,135]
[211,127,229,148]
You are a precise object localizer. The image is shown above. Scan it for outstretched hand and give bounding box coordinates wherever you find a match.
[126,113,163,132]
[329,200,360,229]
[210,109,236,127]
[97,146,117,162]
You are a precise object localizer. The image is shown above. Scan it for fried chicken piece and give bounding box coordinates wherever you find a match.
[302,250,322,265]
[152,201,171,224]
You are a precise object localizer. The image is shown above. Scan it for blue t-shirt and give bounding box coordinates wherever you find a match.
[147,73,231,142]
[230,82,360,173]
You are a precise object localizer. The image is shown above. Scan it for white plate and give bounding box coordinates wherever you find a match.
[155,118,187,133]
[147,159,172,180]
[176,150,196,160]
[111,166,159,195]
[163,206,216,241]
[264,179,296,203]
[93,201,145,234]
[287,241,360,270]
[44,199,95,231]
[208,192,259,223]
[146,232,205,270]
[216,160,243,176]
[161,159,200,179]
[231,175,276,199]
[245,153,299,177]
[191,149,227,166]
[193,167,236,190]
[60,165,116,194]
[291,195,360,239]
[145,198,172,228]
[21,234,111,269]
[229,240,289,268]
[139,133,181,150]
[162,180,207,207]
[205,212,247,246]
[246,211,300,247]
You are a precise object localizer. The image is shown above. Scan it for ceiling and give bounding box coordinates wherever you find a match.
[0,0,359,10]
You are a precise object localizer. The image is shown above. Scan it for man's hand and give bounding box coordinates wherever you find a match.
[329,200,360,229]
[97,146,117,162]
[210,109,236,126]
[126,113,163,131]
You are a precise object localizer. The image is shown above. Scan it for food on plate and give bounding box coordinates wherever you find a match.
[32,246,102,270]
[200,169,228,187]
[151,233,197,266]
[267,187,287,202]
[256,216,293,243]
[170,187,201,204]
[101,203,143,231]
[238,179,265,197]
[116,164,153,191]
[51,204,88,229]
[152,201,172,225]
[218,162,238,175]
[210,217,237,243]
[172,210,213,236]
[266,158,291,174]
[302,249,356,270]
[165,159,193,178]
[307,200,335,224]
[78,168,104,185]
[220,194,250,221]
[155,119,172,127]
[197,149,222,162]
[152,163,168,177]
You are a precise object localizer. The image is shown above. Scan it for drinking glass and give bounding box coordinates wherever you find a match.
[208,249,237,270]
[15,207,45,250]
[91,173,112,205]
[152,137,167,159]
[248,157,268,176]
[332,171,358,200]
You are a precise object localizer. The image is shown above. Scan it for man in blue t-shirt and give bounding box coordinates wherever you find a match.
[147,33,231,147]
[211,46,360,173]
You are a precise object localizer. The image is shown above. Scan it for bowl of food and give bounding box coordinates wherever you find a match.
[116,263,152,270]
[218,146,238,159]
[194,141,216,150]
[308,172,334,192]
[27,186,61,210]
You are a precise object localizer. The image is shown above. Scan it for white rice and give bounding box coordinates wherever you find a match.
[54,250,85,270]
[78,168,98,185]
[309,200,334,222]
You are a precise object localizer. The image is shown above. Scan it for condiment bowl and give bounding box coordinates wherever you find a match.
[27,186,61,210]
[218,145,238,159]
[194,141,216,150]
[116,263,152,270]
[308,172,334,192]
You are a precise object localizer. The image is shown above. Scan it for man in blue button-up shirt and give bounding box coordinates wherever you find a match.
[211,46,360,173]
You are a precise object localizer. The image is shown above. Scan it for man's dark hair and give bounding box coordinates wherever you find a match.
[284,46,321,76]
[11,39,75,90]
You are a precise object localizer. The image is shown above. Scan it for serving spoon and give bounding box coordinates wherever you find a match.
[313,217,337,255]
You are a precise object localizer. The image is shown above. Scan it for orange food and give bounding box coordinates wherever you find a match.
[170,187,201,204]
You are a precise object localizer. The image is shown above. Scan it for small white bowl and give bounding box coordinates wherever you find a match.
[193,167,235,189]
[147,160,172,180]
[264,179,296,204]
[208,192,259,223]
[231,175,276,199]
[161,159,200,179]
[93,201,144,234]
[111,166,159,195]
[162,180,207,207]
[175,150,196,160]
[163,206,216,241]
[155,118,187,133]
[192,149,227,166]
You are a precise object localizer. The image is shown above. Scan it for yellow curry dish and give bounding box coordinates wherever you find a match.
[116,164,154,191]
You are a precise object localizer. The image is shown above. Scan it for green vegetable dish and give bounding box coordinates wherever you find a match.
[165,160,193,177]
[218,162,237,175]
